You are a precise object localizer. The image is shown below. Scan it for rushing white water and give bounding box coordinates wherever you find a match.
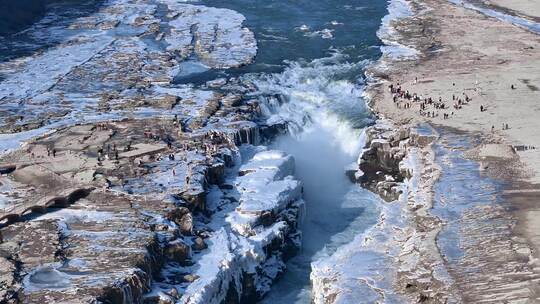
[245,53,387,302]
[0,0,410,302]
[247,0,424,300]
[251,53,372,152]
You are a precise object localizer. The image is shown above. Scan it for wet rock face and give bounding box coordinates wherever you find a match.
[259,121,288,143]
[166,207,193,235]
[192,237,207,251]
[178,213,193,236]
[350,123,437,201]
[229,121,261,146]
[148,148,305,304]
[180,188,207,212]
[352,124,409,201]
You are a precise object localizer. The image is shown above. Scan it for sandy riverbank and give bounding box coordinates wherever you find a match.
[369,0,540,184]
[367,0,540,302]
[479,0,540,20]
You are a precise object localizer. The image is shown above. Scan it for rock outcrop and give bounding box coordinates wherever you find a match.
[313,121,443,304]
[164,3,257,69]
[154,147,304,304]
[0,0,306,302]
[350,123,407,201]
[0,118,303,304]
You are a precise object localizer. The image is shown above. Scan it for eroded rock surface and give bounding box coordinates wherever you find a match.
[0,114,299,303]
[0,0,257,134]
[312,121,447,303]
[349,122,430,201]
[0,0,309,302]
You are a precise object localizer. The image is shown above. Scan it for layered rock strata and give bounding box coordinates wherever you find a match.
[0,116,301,303]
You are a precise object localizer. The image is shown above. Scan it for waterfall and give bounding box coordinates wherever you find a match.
[246,52,374,156]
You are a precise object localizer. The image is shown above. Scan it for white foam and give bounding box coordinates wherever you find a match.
[249,53,372,157]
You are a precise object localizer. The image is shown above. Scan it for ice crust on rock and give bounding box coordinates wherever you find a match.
[163,3,257,68]
[0,0,257,136]
[165,148,304,304]
[0,0,305,303]
[229,150,302,234]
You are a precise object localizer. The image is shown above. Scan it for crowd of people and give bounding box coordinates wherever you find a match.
[388,79,498,124]
[388,79,520,137]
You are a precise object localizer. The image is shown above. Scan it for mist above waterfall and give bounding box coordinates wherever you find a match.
[252,53,380,303]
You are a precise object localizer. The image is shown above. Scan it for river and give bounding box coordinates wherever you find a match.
[194,0,389,301]
[1,0,394,302]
